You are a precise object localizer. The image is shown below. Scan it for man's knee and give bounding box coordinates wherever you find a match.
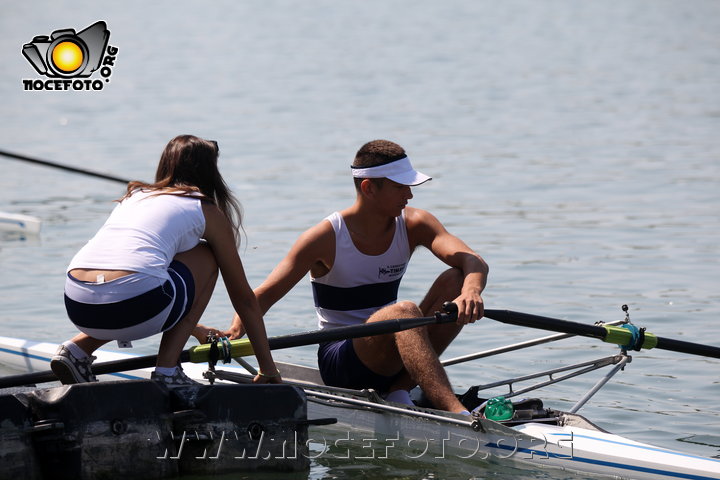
[371,301,422,321]
[394,301,423,318]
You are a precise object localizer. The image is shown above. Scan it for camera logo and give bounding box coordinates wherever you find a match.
[22,21,118,91]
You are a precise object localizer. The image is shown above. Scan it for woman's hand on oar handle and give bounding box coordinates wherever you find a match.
[192,324,225,344]
[223,313,247,340]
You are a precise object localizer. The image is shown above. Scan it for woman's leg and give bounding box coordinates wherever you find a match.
[156,243,219,368]
[68,333,111,355]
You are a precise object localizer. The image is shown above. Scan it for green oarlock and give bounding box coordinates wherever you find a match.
[603,325,658,350]
[188,338,255,363]
[603,325,632,346]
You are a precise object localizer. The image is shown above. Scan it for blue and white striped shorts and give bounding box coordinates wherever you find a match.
[64,260,195,342]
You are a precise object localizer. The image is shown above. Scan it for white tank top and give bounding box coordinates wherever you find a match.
[311,211,411,329]
[68,190,205,280]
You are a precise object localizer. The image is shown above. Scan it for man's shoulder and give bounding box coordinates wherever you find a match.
[403,206,439,227]
[296,217,335,248]
[403,207,447,249]
[285,217,336,270]
[312,217,335,234]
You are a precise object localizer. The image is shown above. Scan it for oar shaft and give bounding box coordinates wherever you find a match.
[0,370,56,388]
[655,336,720,358]
[189,311,457,363]
[484,309,607,339]
[442,318,629,367]
[0,354,163,388]
[275,315,449,348]
[0,149,131,184]
[484,309,720,359]
[0,307,458,388]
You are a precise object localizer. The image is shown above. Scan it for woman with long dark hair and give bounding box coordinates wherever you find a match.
[52,135,280,385]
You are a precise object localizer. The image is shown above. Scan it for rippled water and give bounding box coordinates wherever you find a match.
[1,1,719,478]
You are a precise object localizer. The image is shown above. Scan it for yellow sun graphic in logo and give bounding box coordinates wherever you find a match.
[51,41,84,73]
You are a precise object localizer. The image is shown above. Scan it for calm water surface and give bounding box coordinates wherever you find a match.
[1,1,719,478]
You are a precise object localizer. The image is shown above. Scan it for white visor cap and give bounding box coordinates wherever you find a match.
[351,156,432,186]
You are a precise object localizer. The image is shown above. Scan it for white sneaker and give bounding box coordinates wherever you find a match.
[50,345,97,384]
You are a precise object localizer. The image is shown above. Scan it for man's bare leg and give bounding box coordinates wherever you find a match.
[352,270,468,413]
[392,316,466,412]
[353,268,467,412]
[419,267,466,358]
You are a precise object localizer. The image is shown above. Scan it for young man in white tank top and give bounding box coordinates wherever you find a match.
[225,140,488,414]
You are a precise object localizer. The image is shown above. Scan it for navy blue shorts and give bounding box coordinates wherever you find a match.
[317,339,398,393]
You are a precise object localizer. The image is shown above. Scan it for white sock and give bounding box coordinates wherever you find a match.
[154,366,177,376]
[62,341,88,360]
[460,410,471,416]
[383,389,414,405]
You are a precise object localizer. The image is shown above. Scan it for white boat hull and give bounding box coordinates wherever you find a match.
[298,379,720,480]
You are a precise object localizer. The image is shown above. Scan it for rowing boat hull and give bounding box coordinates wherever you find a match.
[1,336,719,480]
[270,363,720,480]
[0,212,41,234]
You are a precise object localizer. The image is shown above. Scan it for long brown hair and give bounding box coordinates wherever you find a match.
[123,135,243,242]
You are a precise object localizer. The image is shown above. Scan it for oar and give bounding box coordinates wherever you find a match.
[0,304,458,388]
[0,148,131,184]
[484,309,720,359]
[441,318,629,367]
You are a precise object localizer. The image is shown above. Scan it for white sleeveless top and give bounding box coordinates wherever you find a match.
[68,190,205,280]
[311,211,411,329]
